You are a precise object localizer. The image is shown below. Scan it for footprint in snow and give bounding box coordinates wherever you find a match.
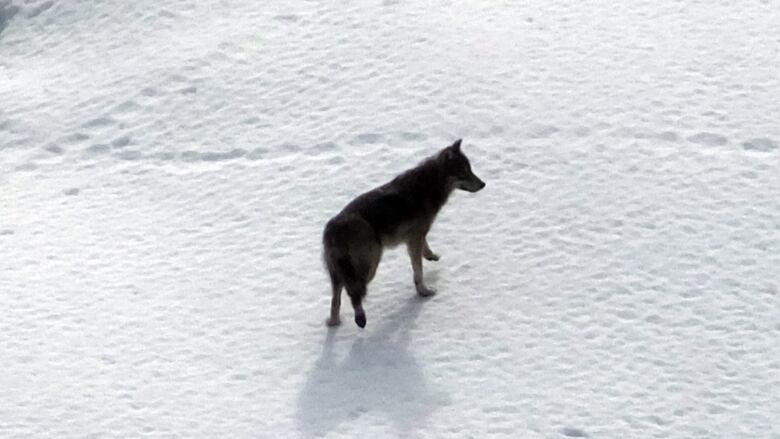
[742,137,777,152]
[561,427,588,437]
[687,132,728,146]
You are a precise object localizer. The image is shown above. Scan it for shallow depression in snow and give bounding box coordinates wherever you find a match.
[2,1,779,438]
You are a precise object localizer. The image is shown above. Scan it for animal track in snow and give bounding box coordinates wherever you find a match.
[742,137,777,152]
[181,149,247,162]
[561,427,588,437]
[351,133,383,145]
[687,132,728,146]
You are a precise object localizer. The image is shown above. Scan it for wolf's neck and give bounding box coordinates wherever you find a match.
[404,158,452,213]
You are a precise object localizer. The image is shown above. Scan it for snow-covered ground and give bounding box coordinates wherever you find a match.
[2,1,779,437]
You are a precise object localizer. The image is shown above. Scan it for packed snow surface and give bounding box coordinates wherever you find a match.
[2,1,779,438]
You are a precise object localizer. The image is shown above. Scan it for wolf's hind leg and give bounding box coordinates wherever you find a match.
[345,282,367,328]
[326,272,342,327]
[423,238,439,261]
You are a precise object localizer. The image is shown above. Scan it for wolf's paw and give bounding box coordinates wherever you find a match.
[355,313,366,328]
[325,316,341,327]
[416,286,437,297]
[423,251,440,261]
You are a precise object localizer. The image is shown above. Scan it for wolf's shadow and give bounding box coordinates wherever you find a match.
[296,295,447,437]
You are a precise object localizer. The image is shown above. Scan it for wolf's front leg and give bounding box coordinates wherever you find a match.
[423,238,440,261]
[408,238,436,297]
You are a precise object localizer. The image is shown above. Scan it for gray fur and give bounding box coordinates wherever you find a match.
[323,139,485,328]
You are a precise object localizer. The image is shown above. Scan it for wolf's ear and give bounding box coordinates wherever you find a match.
[451,139,462,152]
[442,139,462,161]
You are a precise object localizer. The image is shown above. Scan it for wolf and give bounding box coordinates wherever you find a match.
[322,139,485,328]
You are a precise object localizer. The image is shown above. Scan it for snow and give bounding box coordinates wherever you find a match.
[2,1,779,438]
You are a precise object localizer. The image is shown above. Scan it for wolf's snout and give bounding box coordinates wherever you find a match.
[466,175,485,192]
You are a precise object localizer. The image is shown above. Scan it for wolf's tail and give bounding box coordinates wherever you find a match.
[334,256,356,284]
[322,219,348,284]
[322,216,371,293]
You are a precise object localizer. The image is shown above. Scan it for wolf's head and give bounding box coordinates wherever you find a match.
[441,139,485,192]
